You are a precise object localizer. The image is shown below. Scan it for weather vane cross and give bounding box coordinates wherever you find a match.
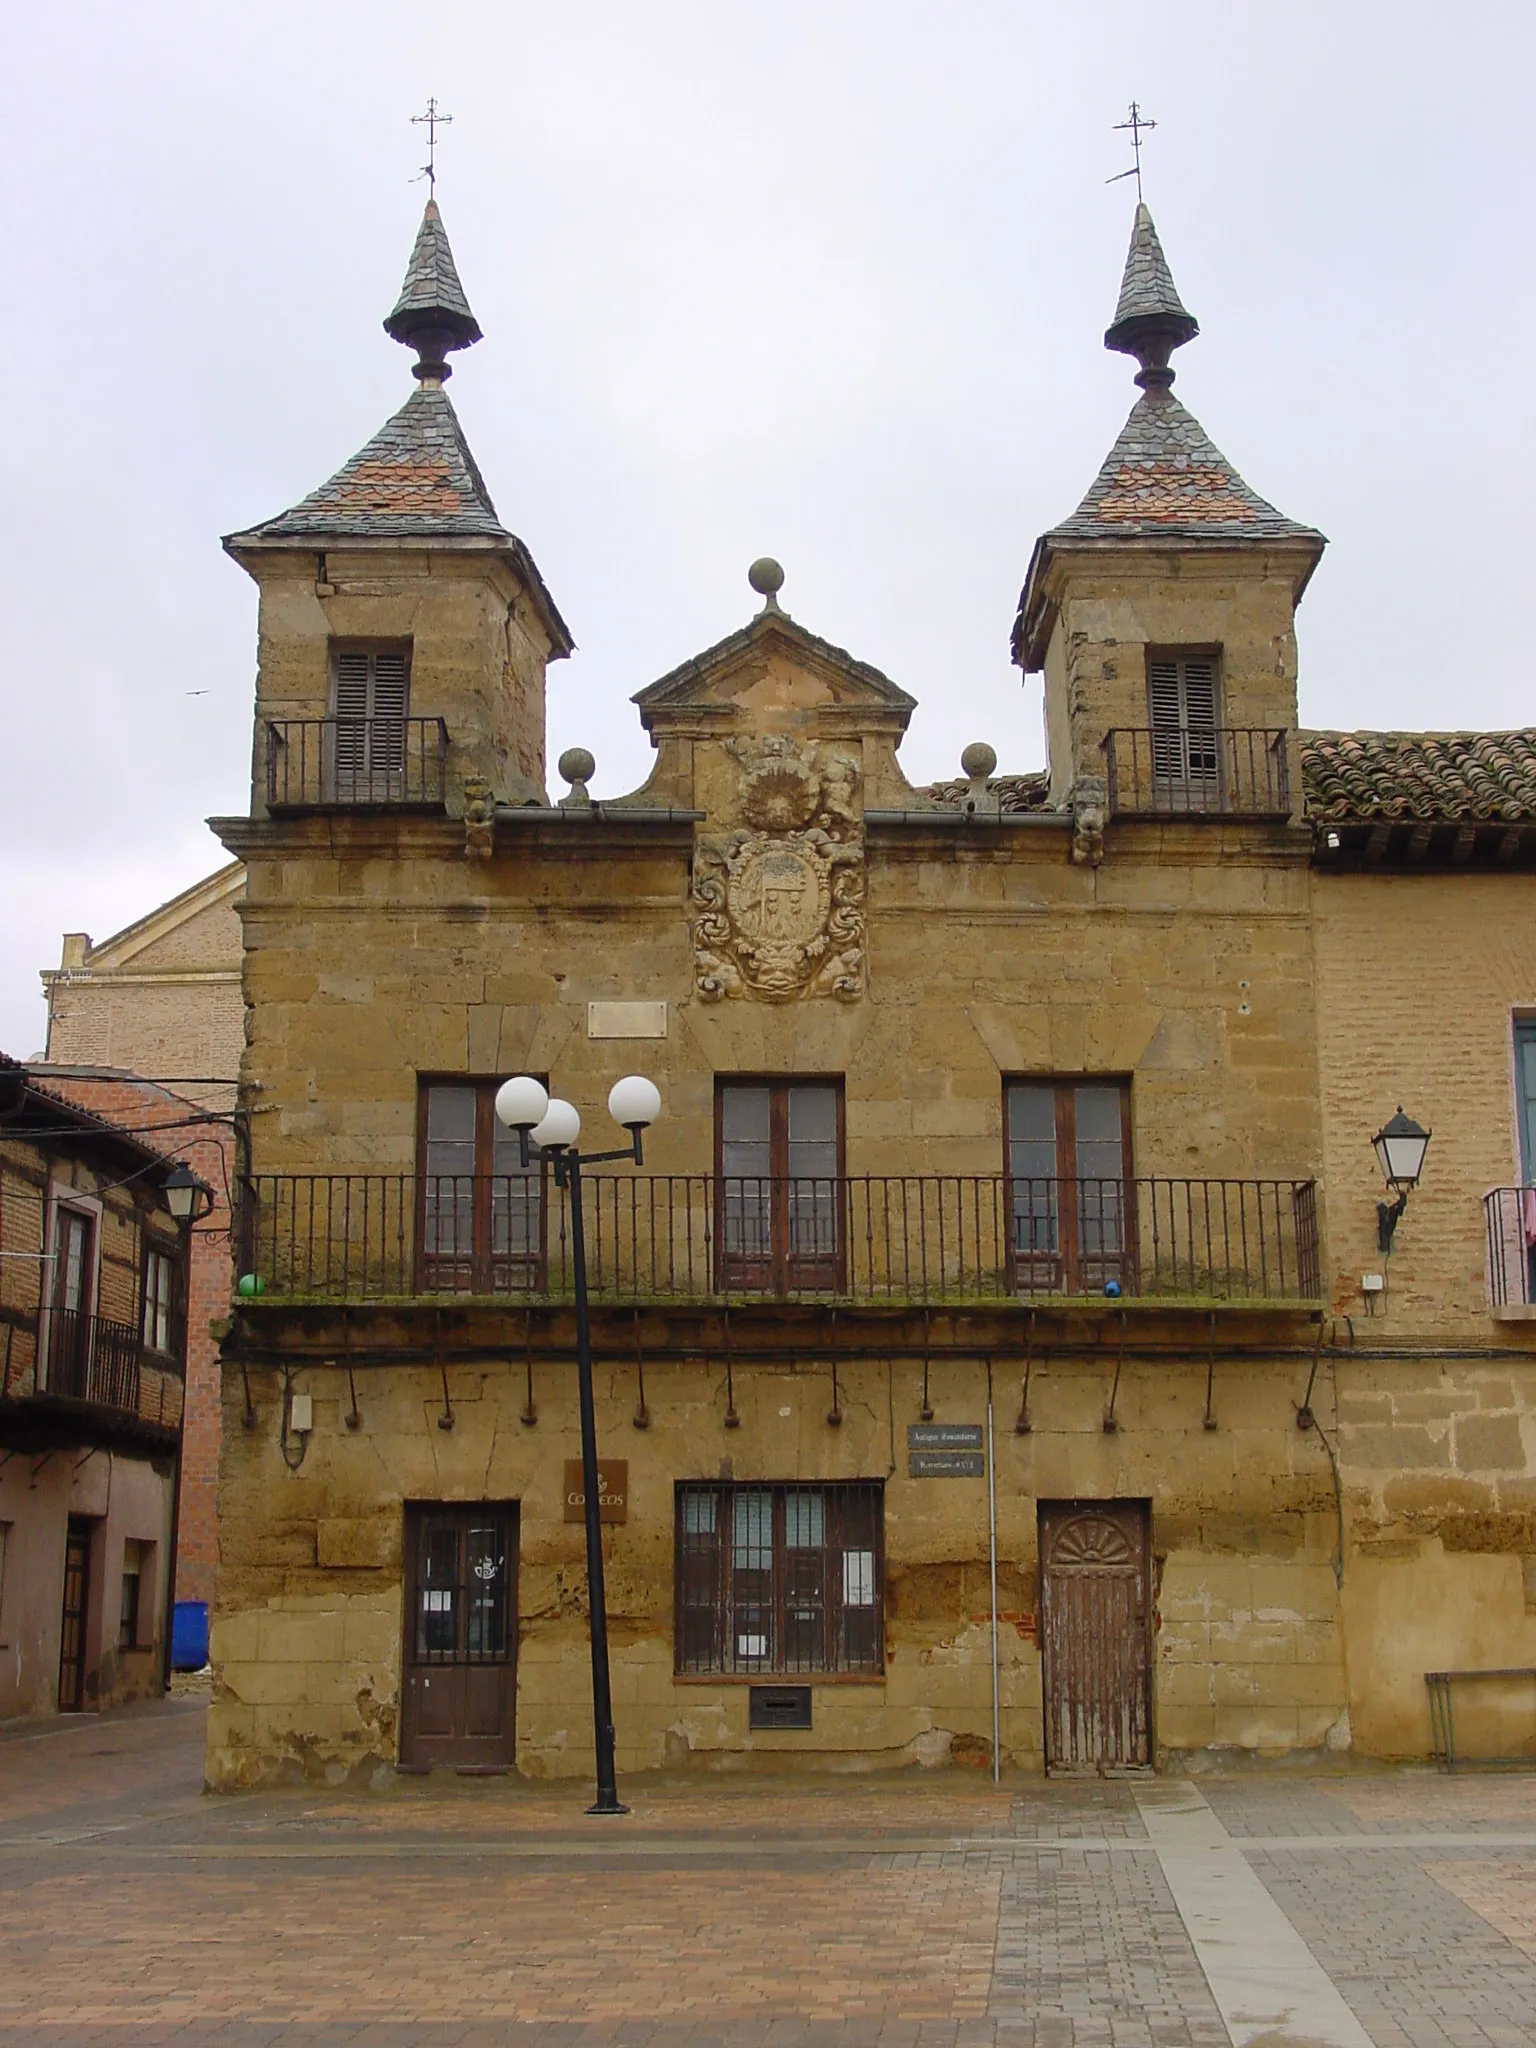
[1108,101,1157,201]
[412,97,453,194]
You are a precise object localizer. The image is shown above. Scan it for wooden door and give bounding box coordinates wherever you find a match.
[1039,1500,1151,1774]
[400,1504,518,1771]
[58,1519,92,1712]
[50,1209,94,1398]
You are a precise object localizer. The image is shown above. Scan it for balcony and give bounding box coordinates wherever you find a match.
[266,718,449,811]
[1484,1188,1536,1314]
[237,1173,1322,1308]
[1103,729,1291,818]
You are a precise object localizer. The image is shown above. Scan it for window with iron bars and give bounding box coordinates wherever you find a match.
[675,1481,883,1677]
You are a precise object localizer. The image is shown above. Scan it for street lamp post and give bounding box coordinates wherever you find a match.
[495,1072,661,1817]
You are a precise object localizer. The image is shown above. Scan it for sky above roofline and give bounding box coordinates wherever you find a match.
[1,0,1533,1053]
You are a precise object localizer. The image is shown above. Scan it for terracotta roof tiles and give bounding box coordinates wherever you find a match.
[1299,729,1536,824]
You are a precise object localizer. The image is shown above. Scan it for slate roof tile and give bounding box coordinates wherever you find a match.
[1107,203,1197,340]
[243,385,507,541]
[385,198,481,342]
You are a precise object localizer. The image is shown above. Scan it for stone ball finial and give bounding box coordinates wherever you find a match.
[960,742,997,781]
[748,558,785,611]
[557,747,595,810]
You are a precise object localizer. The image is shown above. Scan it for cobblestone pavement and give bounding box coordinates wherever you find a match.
[2,1702,1536,2046]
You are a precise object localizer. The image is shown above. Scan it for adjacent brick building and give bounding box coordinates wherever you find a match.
[207,195,1536,1786]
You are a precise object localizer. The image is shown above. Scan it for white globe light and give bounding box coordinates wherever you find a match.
[531,1098,581,1151]
[608,1074,661,1131]
[495,1075,549,1132]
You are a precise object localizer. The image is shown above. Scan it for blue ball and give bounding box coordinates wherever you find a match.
[1104,1279,1122,1299]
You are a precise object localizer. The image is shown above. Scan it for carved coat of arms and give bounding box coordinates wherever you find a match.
[692,737,865,1002]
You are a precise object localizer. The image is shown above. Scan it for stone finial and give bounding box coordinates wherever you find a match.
[960,742,1000,818]
[558,747,595,809]
[383,198,484,384]
[748,558,785,613]
[1104,202,1199,391]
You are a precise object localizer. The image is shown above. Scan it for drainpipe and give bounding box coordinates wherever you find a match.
[987,1362,1000,1785]
[160,1244,190,1694]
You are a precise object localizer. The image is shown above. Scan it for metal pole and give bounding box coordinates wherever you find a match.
[987,1369,1000,1786]
[566,1147,626,1815]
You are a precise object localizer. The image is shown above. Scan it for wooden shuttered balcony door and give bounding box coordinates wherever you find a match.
[1148,654,1221,812]
[1006,1080,1134,1297]
[329,646,410,804]
[717,1080,844,1294]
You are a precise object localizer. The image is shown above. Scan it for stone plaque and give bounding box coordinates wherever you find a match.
[563,1458,629,1524]
[587,1001,667,1040]
[907,1423,985,1479]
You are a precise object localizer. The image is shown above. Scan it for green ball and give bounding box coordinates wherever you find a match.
[236,1273,266,1298]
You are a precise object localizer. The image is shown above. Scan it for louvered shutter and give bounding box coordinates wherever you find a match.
[332,650,371,785]
[330,646,410,798]
[1181,659,1218,781]
[369,650,408,778]
[1148,660,1183,783]
[1148,654,1221,804]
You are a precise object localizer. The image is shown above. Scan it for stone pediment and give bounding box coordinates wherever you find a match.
[633,610,916,743]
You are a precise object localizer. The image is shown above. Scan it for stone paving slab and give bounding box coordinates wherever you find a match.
[5,1703,1536,2044]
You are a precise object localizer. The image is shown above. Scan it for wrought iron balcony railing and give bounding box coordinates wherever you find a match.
[237,1172,1322,1307]
[265,718,449,811]
[1484,1188,1536,1308]
[1103,729,1291,818]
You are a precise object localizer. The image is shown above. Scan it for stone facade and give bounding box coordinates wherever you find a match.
[205,196,1536,1788]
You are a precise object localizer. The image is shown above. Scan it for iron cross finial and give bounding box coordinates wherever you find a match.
[1108,101,1157,202]
[411,97,453,195]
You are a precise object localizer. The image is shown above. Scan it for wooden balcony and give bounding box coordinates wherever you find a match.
[0,1308,182,1442]
[1103,729,1292,818]
[265,718,449,811]
[237,1172,1323,1309]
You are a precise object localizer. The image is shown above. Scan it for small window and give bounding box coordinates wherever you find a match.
[675,1481,883,1677]
[119,1540,142,1652]
[1148,651,1221,809]
[1006,1080,1133,1294]
[716,1079,844,1292]
[142,1247,176,1355]
[415,1079,543,1292]
[329,642,411,801]
[1516,1021,1536,1184]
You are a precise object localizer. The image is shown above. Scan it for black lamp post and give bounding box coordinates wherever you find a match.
[495,1072,661,1817]
[1372,1107,1432,1253]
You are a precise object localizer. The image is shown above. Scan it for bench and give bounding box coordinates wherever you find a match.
[1425,1668,1536,1771]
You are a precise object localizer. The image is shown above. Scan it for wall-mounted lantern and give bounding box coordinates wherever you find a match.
[162,1162,214,1225]
[1372,1107,1431,1252]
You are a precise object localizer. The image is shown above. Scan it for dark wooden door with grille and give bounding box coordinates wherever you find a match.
[1039,1500,1151,1774]
[400,1504,518,1771]
[58,1518,92,1712]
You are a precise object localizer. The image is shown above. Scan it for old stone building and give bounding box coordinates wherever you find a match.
[208,195,1536,1787]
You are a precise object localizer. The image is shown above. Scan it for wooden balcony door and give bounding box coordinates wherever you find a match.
[329,645,409,804]
[400,1504,518,1771]
[1006,1080,1133,1296]
[717,1080,843,1294]
[1039,1500,1151,1774]
[416,1081,544,1294]
[58,1519,92,1712]
[48,1206,95,1398]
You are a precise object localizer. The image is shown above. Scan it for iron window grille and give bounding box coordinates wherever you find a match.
[675,1481,883,1677]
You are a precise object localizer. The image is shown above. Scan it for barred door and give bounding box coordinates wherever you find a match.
[400,1505,518,1770]
[58,1519,92,1712]
[1039,1501,1151,1774]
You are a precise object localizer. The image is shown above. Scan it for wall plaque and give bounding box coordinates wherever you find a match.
[907,1423,985,1479]
[563,1459,629,1524]
[587,1001,667,1040]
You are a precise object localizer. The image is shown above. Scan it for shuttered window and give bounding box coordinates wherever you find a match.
[330,643,410,794]
[1148,652,1220,800]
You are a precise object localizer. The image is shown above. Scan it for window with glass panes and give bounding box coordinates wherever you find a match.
[675,1482,883,1676]
[716,1079,843,1291]
[1005,1080,1133,1293]
[416,1079,543,1291]
[119,1540,142,1651]
[141,1246,175,1354]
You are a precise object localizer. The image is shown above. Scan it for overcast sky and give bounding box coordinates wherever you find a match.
[2,1,1531,1059]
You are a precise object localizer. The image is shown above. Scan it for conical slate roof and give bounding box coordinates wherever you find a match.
[241,385,508,540]
[1105,202,1198,355]
[1049,386,1323,544]
[384,198,482,347]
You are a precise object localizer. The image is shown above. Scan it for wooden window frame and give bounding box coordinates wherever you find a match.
[40,1190,102,1396]
[673,1480,884,1681]
[1146,646,1223,809]
[713,1077,846,1295]
[414,1077,548,1294]
[140,1241,179,1359]
[1003,1078,1135,1296]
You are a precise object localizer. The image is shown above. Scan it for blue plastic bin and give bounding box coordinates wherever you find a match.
[171,1600,209,1671]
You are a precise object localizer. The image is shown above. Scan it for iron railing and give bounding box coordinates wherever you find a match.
[1484,1188,1536,1308]
[44,1309,143,1412]
[237,1172,1322,1306]
[1103,729,1291,817]
[265,718,449,810]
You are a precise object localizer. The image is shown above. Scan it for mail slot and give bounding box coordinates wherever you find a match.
[749,1684,813,1730]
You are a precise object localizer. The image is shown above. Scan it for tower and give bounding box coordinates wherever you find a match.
[1013,204,1325,824]
[224,198,572,816]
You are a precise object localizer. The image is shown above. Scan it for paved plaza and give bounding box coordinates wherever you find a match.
[2,1701,1536,2046]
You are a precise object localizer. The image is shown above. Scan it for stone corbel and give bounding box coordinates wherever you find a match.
[463,776,495,861]
[1071,774,1106,867]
